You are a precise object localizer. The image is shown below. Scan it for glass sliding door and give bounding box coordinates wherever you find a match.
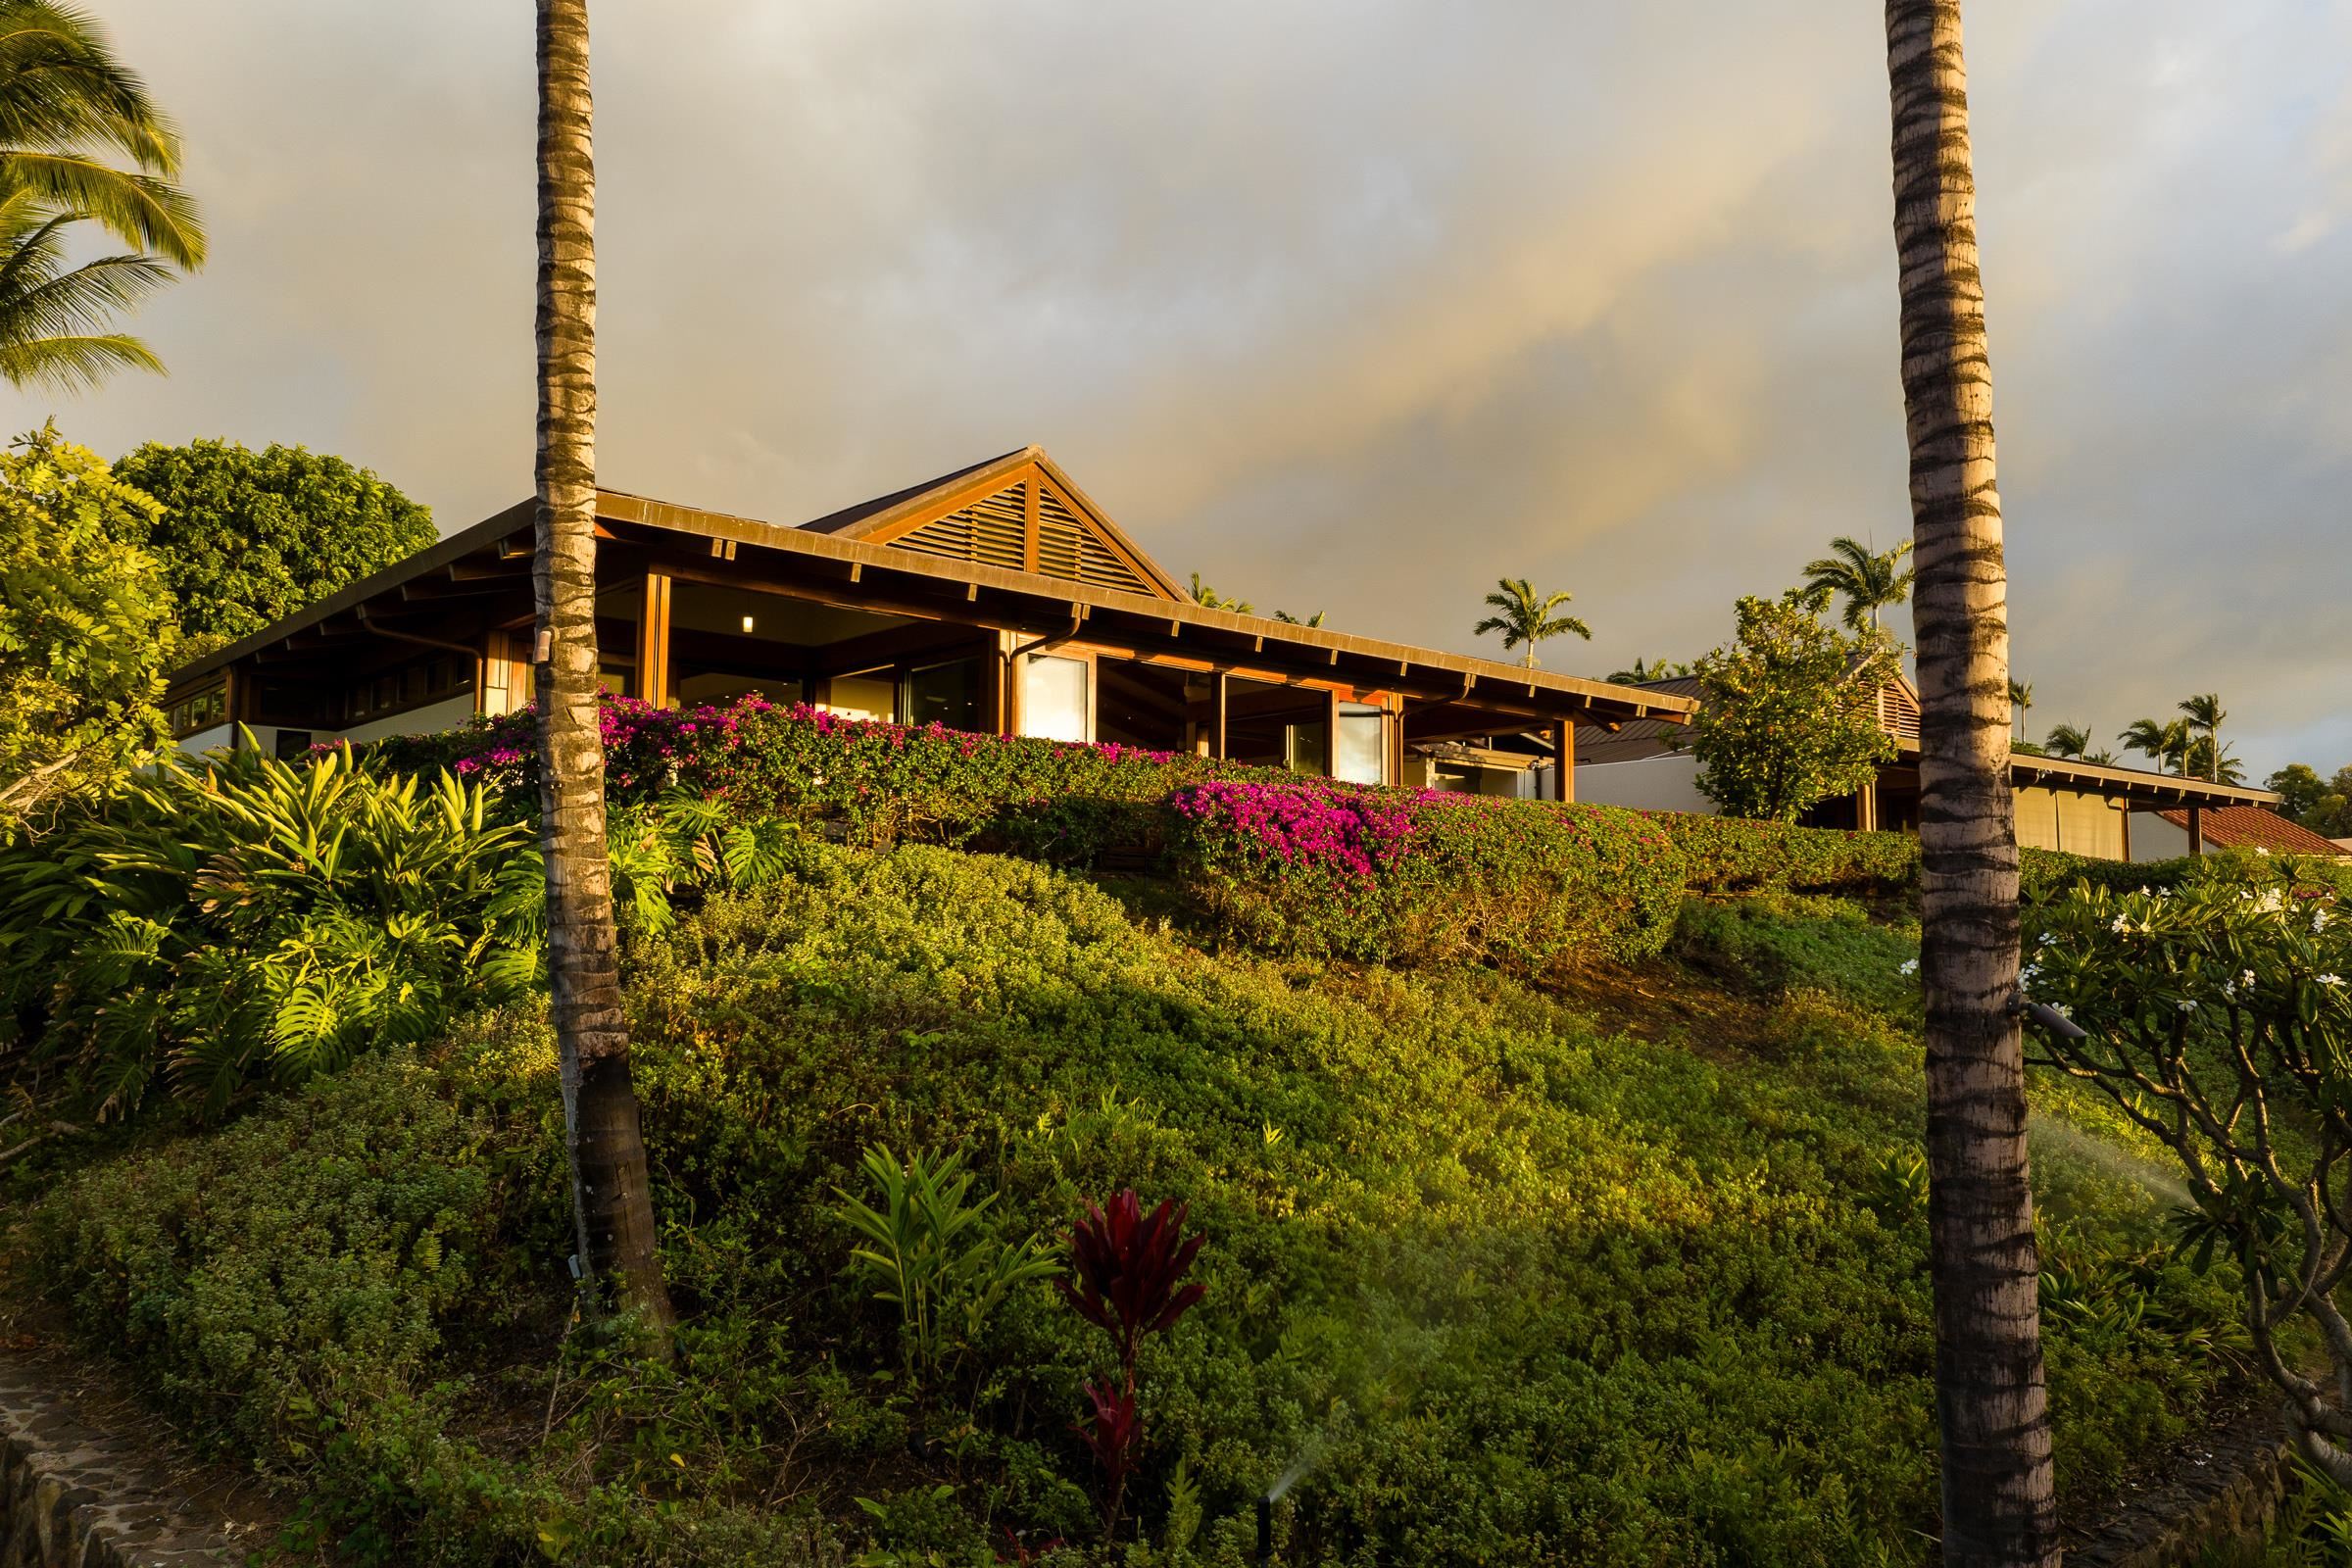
[901,658,983,731]
[1334,703,1386,784]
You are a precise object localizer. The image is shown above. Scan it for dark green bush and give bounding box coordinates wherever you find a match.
[33,1054,501,1457]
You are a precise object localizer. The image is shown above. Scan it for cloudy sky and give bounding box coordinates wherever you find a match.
[7,1,2348,776]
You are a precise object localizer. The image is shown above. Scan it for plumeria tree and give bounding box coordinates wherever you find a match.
[2024,858,2352,1483]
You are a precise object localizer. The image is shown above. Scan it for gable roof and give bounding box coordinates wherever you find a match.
[2154,807,2349,858]
[792,446,1190,602]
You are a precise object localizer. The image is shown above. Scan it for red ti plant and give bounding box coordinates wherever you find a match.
[1057,1190,1206,1541]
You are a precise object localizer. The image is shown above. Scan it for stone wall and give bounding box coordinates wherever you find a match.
[0,1359,240,1568]
[2068,1407,2296,1568]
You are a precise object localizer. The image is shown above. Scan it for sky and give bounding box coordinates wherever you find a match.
[8,0,2349,778]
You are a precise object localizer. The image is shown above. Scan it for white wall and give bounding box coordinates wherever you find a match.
[1574,753,1713,813]
[173,723,241,757]
[2130,810,2192,862]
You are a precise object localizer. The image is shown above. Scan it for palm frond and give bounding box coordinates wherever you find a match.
[0,151,203,263]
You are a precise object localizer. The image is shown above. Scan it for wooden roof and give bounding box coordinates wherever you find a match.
[168,465,1693,731]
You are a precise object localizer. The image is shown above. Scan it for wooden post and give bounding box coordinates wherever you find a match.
[637,569,673,707]
[1323,687,1340,778]
[1857,776,1879,832]
[2186,805,2205,858]
[1211,672,1228,760]
[1551,719,1575,803]
[2120,805,2132,861]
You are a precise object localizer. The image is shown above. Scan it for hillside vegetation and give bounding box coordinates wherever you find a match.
[18,831,2241,1567]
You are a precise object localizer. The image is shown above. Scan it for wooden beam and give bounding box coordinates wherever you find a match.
[1552,720,1575,804]
[638,569,673,707]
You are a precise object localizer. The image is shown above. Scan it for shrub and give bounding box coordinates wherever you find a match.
[1166,780,1687,970]
[32,1054,500,1459]
[1651,812,1919,895]
[0,742,538,1118]
[368,696,1279,851]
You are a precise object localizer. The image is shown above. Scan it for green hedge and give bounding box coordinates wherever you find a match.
[1166,781,1687,970]
[1649,813,1920,895]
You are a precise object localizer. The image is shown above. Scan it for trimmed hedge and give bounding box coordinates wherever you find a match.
[1167,780,1687,970]
[1651,813,1919,895]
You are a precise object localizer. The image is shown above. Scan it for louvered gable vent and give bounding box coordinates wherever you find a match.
[892,482,1030,571]
[1037,487,1151,595]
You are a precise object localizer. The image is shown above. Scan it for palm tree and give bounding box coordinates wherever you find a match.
[2041,722,2089,760]
[1472,578,1591,668]
[0,1,205,389]
[1883,4,2057,1561]
[1187,572,1251,614]
[1801,535,1917,631]
[2005,678,2033,743]
[532,0,673,1347]
[2118,716,2193,775]
[2178,693,2226,783]
[1610,656,1690,683]
[2181,734,2245,787]
[1272,608,1326,627]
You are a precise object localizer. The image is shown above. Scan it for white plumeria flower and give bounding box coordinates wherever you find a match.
[2256,847,2272,857]
[2139,886,2152,896]
[1898,957,1920,976]
[2222,981,2236,1001]
[2179,999,2199,1013]
[2110,915,2133,934]
[2038,933,2057,948]
[2322,974,2345,988]
[2241,969,2257,987]
[2316,909,2331,933]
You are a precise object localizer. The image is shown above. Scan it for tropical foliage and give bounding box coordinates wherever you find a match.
[1471,576,1590,667]
[1799,535,1915,631]
[1686,588,1902,822]
[24,842,2250,1565]
[0,426,174,826]
[109,439,437,652]
[0,0,204,389]
[0,741,536,1119]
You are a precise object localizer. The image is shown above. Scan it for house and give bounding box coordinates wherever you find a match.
[159,448,1692,784]
[1561,673,2282,862]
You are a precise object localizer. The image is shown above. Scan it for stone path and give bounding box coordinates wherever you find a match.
[2064,1393,2295,1568]
[0,1349,258,1568]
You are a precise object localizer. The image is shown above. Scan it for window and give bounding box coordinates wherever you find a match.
[1021,655,1089,743]
[167,682,228,738]
[1335,704,1385,785]
[344,653,475,723]
[902,658,982,732]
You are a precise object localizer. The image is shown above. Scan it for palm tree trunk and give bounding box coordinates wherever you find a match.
[534,0,675,1348]
[1885,3,2056,1563]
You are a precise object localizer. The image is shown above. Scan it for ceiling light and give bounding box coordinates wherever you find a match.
[741,614,756,634]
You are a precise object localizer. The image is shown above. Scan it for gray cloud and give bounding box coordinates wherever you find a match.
[8,0,2347,777]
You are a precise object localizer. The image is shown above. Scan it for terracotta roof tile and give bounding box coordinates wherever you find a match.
[2153,807,2349,858]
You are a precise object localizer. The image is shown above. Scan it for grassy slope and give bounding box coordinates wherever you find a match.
[24,843,2238,1567]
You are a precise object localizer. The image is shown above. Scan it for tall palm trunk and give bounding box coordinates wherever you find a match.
[534,0,674,1346]
[1884,3,2055,1563]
